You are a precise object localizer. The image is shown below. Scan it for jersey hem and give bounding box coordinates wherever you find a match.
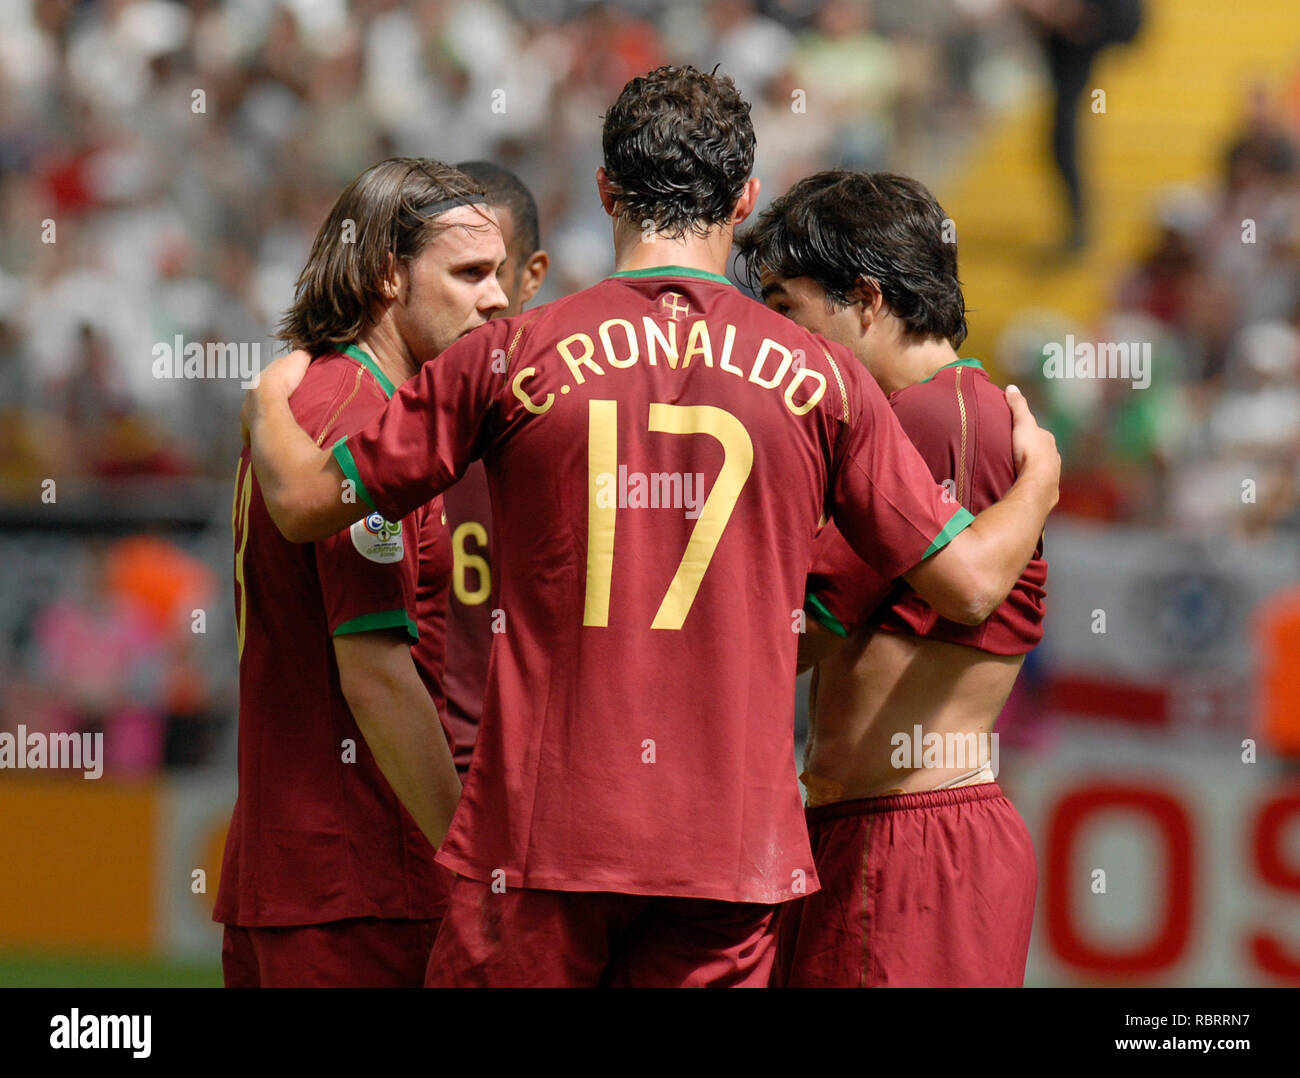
[434,851,817,905]
[212,906,447,928]
[874,619,1040,656]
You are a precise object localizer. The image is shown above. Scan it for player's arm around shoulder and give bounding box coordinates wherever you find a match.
[333,629,461,848]
[244,350,358,543]
[903,385,1059,625]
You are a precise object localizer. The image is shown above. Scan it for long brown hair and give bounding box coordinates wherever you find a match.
[278,158,486,354]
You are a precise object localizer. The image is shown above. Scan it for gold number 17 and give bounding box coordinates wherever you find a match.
[583,400,753,630]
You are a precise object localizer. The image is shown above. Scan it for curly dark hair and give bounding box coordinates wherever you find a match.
[601,65,755,239]
[736,170,969,348]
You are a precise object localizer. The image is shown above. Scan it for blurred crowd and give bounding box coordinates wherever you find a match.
[1,0,1296,774]
[1002,75,1300,538]
[0,0,1027,494]
[0,533,229,773]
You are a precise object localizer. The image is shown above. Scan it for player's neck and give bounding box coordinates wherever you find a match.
[355,326,418,389]
[885,339,962,395]
[610,221,732,279]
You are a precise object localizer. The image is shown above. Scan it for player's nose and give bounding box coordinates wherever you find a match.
[483,276,509,314]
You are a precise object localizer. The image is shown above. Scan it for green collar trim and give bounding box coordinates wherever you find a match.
[920,357,984,384]
[342,344,396,399]
[608,265,735,288]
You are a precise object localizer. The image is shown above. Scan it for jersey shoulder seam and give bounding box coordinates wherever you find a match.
[818,344,852,424]
[314,364,367,447]
[307,356,387,446]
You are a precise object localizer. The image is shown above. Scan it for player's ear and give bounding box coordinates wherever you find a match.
[379,251,404,304]
[852,276,885,332]
[519,250,550,306]
[731,177,761,226]
[596,168,618,217]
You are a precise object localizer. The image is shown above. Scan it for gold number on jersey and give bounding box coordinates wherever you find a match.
[232,458,254,659]
[582,400,753,630]
[647,404,753,629]
[451,521,491,605]
[584,399,619,626]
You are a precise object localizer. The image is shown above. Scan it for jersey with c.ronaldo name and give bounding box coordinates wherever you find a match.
[215,347,450,927]
[332,267,971,904]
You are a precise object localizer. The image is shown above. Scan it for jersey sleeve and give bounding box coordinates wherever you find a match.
[315,509,420,642]
[331,319,515,523]
[825,351,974,583]
[314,382,424,642]
[804,520,893,638]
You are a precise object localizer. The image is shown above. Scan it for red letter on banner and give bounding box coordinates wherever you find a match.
[1046,784,1193,975]
[1248,791,1300,981]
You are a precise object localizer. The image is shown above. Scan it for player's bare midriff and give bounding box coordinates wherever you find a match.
[803,630,1023,805]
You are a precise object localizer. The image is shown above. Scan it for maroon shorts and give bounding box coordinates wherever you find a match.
[222,917,441,987]
[773,783,1037,987]
[424,876,779,987]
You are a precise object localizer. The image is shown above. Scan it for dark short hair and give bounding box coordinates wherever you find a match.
[278,158,487,355]
[601,65,755,239]
[736,170,968,348]
[456,160,541,260]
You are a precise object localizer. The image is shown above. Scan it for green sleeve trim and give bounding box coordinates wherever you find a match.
[331,436,377,512]
[805,593,848,638]
[333,609,418,643]
[922,506,976,560]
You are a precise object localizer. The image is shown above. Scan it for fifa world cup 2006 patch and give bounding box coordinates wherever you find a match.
[350,512,404,563]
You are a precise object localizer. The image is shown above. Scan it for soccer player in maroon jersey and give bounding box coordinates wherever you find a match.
[738,170,1046,987]
[215,159,508,987]
[441,160,551,774]
[242,67,1059,988]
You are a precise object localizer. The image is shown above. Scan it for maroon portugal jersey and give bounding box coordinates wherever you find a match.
[331,267,972,904]
[806,358,1047,654]
[441,461,494,772]
[412,498,454,724]
[215,346,451,927]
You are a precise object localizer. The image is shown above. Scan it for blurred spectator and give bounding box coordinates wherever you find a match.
[1011,78,1300,540]
[789,0,901,171]
[24,543,168,777]
[1016,0,1144,250]
[0,535,223,776]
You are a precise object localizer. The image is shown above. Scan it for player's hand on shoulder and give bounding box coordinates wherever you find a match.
[1005,384,1059,486]
[257,348,313,397]
[241,348,313,446]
